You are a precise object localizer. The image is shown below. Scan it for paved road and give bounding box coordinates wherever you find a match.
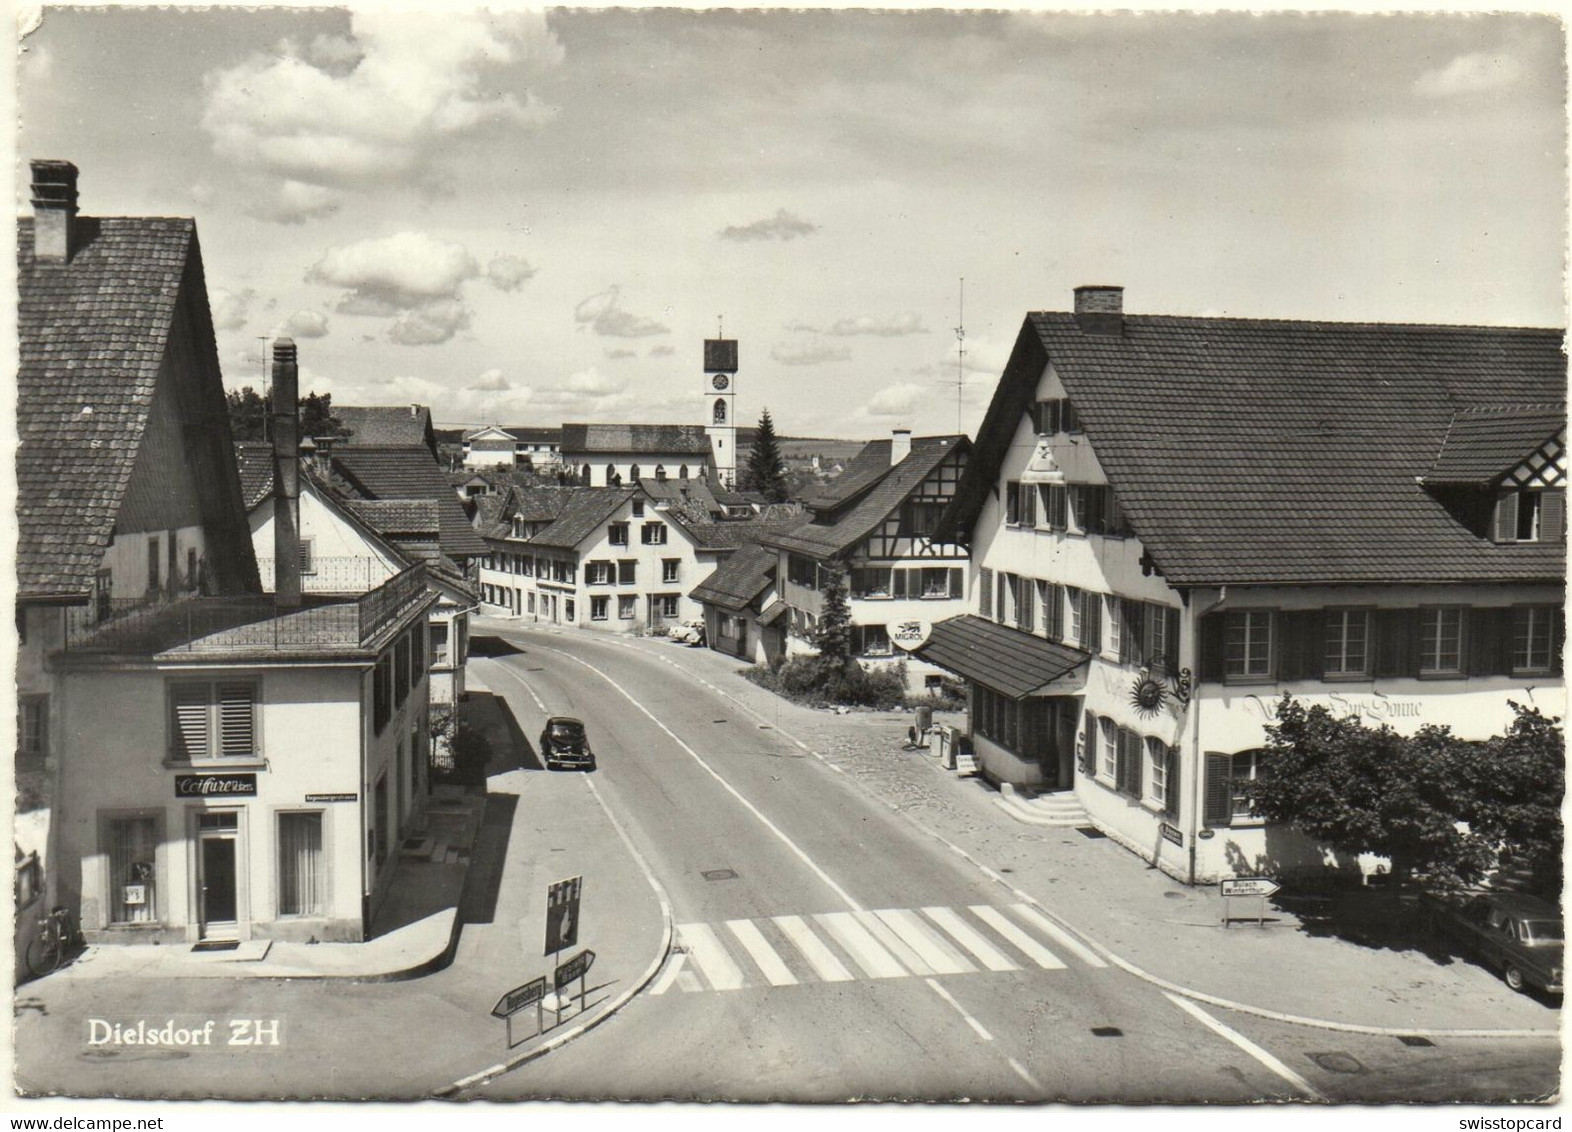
[465,625,1561,1103]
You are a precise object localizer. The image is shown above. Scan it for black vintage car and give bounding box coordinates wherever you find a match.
[1424,890,1563,995]
[539,717,595,771]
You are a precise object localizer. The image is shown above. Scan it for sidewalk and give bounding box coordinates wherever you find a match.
[606,629,1562,1036]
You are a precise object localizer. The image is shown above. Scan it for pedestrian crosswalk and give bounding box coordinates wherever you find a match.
[653,903,1106,994]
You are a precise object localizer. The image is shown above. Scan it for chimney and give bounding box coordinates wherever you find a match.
[1074,285,1124,336]
[30,160,79,265]
[410,404,419,418]
[271,339,302,610]
[891,428,912,467]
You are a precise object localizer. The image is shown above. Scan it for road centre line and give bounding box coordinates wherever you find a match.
[925,978,993,1042]
[508,627,1561,1042]
[536,643,866,911]
[1163,992,1325,1101]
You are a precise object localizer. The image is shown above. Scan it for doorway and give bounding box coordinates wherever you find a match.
[197,812,240,940]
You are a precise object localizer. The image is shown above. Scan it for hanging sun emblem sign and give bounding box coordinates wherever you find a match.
[1130,668,1168,717]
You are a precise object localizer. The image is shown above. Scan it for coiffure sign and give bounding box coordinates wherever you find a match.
[174,774,257,798]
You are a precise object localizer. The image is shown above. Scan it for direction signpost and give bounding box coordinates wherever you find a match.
[1219,876,1281,927]
[553,948,597,1021]
[491,976,549,1047]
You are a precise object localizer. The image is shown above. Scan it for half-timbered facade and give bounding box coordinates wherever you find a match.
[765,431,970,694]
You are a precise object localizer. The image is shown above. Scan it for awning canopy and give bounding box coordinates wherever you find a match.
[758,600,789,626]
[913,615,1090,699]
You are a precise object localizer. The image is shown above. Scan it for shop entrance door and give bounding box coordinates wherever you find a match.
[1056,710,1078,790]
[197,812,239,940]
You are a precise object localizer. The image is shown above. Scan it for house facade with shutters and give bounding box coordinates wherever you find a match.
[927,286,1566,884]
[476,486,720,631]
[764,431,971,696]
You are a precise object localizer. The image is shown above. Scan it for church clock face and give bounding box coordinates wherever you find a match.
[710,373,730,392]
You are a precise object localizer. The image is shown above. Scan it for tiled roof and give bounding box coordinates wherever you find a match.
[335,405,435,451]
[527,488,638,549]
[332,447,488,558]
[765,436,969,559]
[343,499,439,537]
[801,440,896,509]
[235,442,275,509]
[914,615,1090,699]
[510,486,580,523]
[559,422,713,456]
[641,475,723,514]
[17,215,258,599]
[1425,405,1566,486]
[463,425,517,441]
[680,516,802,552]
[945,311,1567,586]
[691,543,777,611]
[471,492,511,539]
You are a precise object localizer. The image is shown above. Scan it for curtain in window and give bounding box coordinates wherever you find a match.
[278,812,324,916]
[111,817,157,923]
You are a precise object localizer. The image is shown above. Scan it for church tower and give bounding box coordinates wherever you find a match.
[704,337,739,489]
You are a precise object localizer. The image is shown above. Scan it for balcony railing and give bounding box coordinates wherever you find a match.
[60,564,430,657]
[255,556,399,595]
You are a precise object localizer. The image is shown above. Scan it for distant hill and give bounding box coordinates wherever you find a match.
[434,425,871,452]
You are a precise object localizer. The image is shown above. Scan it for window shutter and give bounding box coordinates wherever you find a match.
[1467,607,1510,677]
[1006,484,1020,525]
[1203,753,1232,827]
[1118,729,1141,795]
[1494,492,1519,543]
[1121,599,1143,665]
[979,568,994,619]
[217,683,256,757]
[1022,483,1037,527]
[949,567,963,600]
[1165,607,1182,671]
[171,685,210,759]
[1198,614,1226,681]
[1541,490,1566,544]
[1082,590,1102,653]
[1554,608,1567,677]
[1373,608,1416,678]
[1279,610,1323,682]
[1165,747,1181,817]
[1080,710,1096,775]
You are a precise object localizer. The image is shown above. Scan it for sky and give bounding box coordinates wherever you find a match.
[13,4,1568,439]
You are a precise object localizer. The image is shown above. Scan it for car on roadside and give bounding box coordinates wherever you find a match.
[668,619,706,647]
[538,717,595,771]
[1422,889,1563,995]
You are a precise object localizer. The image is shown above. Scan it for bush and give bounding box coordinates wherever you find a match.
[743,654,906,710]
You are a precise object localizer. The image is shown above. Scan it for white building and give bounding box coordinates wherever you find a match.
[922,285,1567,883]
[559,423,715,488]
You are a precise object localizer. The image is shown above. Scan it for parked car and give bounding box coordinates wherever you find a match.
[1423,890,1563,995]
[538,717,595,771]
[669,619,706,646]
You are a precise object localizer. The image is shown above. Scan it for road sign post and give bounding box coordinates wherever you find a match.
[543,875,583,1014]
[554,949,597,1020]
[1219,877,1281,928]
[491,976,549,1047]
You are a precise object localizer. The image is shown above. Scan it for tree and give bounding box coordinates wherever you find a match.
[225,386,267,441]
[741,408,789,502]
[812,559,853,667]
[299,392,350,440]
[1247,694,1497,889]
[1461,703,1565,896]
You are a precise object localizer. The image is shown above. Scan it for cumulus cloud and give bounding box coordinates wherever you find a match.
[605,348,637,360]
[470,369,511,392]
[210,287,258,331]
[486,253,537,292]
[863,382,925,418]
[826,313,929,337]
[770,341,852,367]
[1414,51,1523,97]
[307,232,483,345]
[249,180,341,225]
[277,310,330,339]
[649,344,676,358]
[574,286,670,338]
[200,11,564,216]
[719,208,819,242]
[528,366,633,413]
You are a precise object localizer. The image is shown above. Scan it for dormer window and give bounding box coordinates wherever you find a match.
[1494,487,1565,544]
[1030,398,1079,435]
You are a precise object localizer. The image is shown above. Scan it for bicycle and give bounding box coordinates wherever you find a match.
[26,904,79,978]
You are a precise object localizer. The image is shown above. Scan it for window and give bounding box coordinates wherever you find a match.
[1203,750,1263,826]
[641,523,668,546]
[1224,610,1274,679]
[588,560,613,585]
[1079,590,1102,653]
[527,592,536,614]
[630,465,641,481]
[1419,607,1465,675]
[662,559,680,584]
[921,567,961,599]
[608,523,629,546]
[680,465,690,480]
[1014,576,1035,632]
[655,465,667,481]
[565,599,575,621]
[1032,398,1079,434]
[658,594,680,618]
[1230,751,1260,819]
[1324,609,1371,677]
[1104,595,1122,659]
[1006,482,1036,527]
[95,568,112,621]
[1066,586,1082,642]
[170,680,259,760]
[853,624,893,656]
[591,595,609,620]
[147,535,162,593]
[632,499,645,518]
[277,812,324,917]
[1513,606,1558,674]
[18,694,47,758]
[1145,738,1169,806]
[430,622,450,666]
[788,554,821,590]
[1098,718,1117,782]
[1041,582,1063,641]
[1115,728,1142,798]
[394,635,411,707]
[108,816,157,924]
[618,595,637,620]
[618,560,637,585]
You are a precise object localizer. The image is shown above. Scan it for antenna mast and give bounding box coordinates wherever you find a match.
[257,336,271,442]
[936,278,967,435]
